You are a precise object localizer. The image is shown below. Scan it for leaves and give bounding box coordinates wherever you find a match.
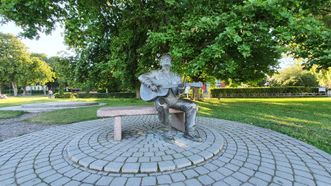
[1,0,330,90]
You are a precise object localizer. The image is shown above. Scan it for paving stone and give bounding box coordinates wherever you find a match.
[51,177,71,186]
[213,180,231,186]
[109,177,127,186]
[89,160,108,170]
[174,157,192,168]
[183,170,199,178]
[295,175,315,185]
[170,172,186,182]
[188,154,204,164]
[20,178,42,186]
[171,182,186,186]
[63,169,82,178]
[198,175,215,185]
[121,163,140,173]
[184,178,203,186]
[275,170,294,181]
[158,161,176,171]
[104,162,123,172]
[140,162,157,173]
[273,177,293,185]
[78,157,96,168]
[217,167,234,176]
[126,177,141,186]
[157,175,172,184]
[72,172,91,181]
[195,166,210,174]
[95,176,113,185]
[224,176,242,186]
[232,172,250,182]
[141,176,156,185]
[208,171,224,181]
[83,174,102,184]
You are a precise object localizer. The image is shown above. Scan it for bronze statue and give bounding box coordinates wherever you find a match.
[138,54,202,142]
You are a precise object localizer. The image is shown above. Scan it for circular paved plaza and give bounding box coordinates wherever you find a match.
[0,116,330,186]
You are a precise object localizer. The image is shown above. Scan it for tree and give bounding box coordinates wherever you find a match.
[269,64,319,87]
[0,33,31,96]
[0,33,55,96]
[1,0,330,95]
[311,66,331,88]
[19,56,55,95]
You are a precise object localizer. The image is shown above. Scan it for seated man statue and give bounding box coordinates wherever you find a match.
[138,54,202,142]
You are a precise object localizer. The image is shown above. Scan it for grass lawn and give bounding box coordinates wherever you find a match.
[0,96,330,154]
[0,110,25,119]
[28,98,151,124]
[198,98,331,154]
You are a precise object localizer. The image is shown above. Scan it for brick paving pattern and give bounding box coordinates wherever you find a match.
[0,116,330,185]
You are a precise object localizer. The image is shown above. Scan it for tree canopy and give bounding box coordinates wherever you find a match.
[1,0,330,93]
[0,33,55,95]
[269,64,319,87]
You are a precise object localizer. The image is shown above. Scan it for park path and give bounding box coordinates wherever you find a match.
[0,113,57,142]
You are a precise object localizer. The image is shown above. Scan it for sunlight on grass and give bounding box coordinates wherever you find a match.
[257,113,321,125]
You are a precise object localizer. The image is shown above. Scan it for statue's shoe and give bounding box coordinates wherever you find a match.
[183,132,203,142]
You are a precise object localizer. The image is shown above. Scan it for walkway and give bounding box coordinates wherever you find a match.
[0,116,330,185]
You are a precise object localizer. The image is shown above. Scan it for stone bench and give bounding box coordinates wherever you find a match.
[97,106,185,140]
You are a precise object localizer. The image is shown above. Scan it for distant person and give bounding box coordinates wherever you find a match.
[48,89,53,98]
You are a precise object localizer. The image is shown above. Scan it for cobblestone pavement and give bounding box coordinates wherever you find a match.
[0,116,330,186]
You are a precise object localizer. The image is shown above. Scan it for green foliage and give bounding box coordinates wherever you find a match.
[270,64,319,87]
[0,33,31,95]
[1,0,331,89]
[76,92,135,98]
[211,87,320,98]
[311,66,331,88]
[0,33,55,95]
[54,92,76,99]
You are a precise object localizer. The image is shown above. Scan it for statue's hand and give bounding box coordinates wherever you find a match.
[178,83,185,89]
[150,85,159,92]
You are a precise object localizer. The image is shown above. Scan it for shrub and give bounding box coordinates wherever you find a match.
[54,92,76,98]
[75,92,135,98]
[211,87,320,98]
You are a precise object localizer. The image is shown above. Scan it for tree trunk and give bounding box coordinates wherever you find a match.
[0,83,2,95]
[192,87,200,100]
[43,86,47,95]
[135,87,140,99]
[22,86,27,96]
[12,82,18,96]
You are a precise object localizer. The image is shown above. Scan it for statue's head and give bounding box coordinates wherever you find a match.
[160,54,172,67]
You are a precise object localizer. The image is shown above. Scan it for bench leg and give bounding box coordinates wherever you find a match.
[114,116,122,140]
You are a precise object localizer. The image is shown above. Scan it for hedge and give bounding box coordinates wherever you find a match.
[54,92,136,99]
[75,92,135,98]
[210,87,324,98]
[54,92,76,98]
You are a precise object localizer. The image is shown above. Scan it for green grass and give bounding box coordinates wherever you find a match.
[27,98,151,124]
[1,96,330,154]
[0,110,25,119]
[0,96,97,119]
[198,98,331,154]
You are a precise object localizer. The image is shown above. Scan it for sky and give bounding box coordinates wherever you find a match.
[0,21,70,57]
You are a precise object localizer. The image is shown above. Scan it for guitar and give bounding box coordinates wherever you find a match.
[140,82,202,101]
